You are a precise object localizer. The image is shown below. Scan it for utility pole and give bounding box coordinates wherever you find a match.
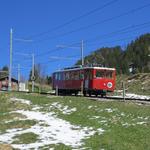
[8,28,13,91]
[81,40,84,96]
[56,41,84,96]
[81,40,84,66]
[18,64,20,91]
[122,81,125,101]
[32,53,35,92]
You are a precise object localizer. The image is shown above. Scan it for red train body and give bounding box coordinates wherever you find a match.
[52,66,116,96]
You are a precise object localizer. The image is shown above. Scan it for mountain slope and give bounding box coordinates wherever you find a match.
[76,33,150,74]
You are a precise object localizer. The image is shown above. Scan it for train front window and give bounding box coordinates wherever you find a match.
[96,70,113,79]
[96,70,105,78]
[105,71,113,78]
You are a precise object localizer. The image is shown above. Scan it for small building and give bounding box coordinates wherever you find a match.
[129,63,136,74]
[0,76,18,91]
[19,82,29,92]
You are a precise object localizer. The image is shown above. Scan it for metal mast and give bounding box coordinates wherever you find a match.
[81,40,84,66]
[32,53,35,92]
[8,28,13,91]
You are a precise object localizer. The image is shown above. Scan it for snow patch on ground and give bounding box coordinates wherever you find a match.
[31,106,43,111]
[0,109,104,149]
[97,128,105,135]
[127,79,135,83]
[112,93,150,100]
[10,97,31,105]
[88,106,93,109]
[90,116,101,119]
[50,102,77,115]
[120,112,125,116]
[122,121,147,127]
[125,93,150,100]
[99,120,107,123]
[136,121,147,125]
[4,118,26,124]
[105,108,117,113]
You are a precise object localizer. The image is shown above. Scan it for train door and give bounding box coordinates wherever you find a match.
[84,69,91,89]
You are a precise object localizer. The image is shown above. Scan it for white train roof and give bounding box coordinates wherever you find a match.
[53,66,116,73]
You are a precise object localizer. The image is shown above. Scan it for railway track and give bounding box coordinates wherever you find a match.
[87,95,150,105]
[42,91,150,104]
[37,90,150,102]
[4,90,149,105]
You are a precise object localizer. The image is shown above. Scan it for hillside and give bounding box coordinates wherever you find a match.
[115,73,150,96]
[76,33,150,74]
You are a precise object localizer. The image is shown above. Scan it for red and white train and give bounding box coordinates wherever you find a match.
[52,65,116,97]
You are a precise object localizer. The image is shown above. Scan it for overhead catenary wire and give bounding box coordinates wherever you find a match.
[34,2,150,43]
[18,2,150,63]
[84,21,150,44]
[49,56,79,60]
[9,2,150,80]
[35,20,150,58]
[25,0,119,39]
[36,36,134,65]
[36,41,81,57]
[86,36,136,47]
[34,54,80,68]
[28,34,144,72]
[13,2,150,72]
[13,32,142,73]
[37,25,149,65]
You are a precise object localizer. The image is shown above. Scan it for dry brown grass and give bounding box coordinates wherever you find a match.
[0,144,13,150]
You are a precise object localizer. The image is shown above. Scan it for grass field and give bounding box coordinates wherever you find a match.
[0,92,150,150]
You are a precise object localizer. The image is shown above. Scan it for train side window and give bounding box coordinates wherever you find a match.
[62,73,65,80]
[58,73,61,80]
[57,73,59,80]
[54,74,56,80]
[55,73,61,80]
[55,73,58,80]
[65,72,70,80]
[60,72,63,80]
[74,71,79,80]
[70,72,74,80]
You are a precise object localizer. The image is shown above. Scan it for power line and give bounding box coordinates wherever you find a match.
[37,35,136,64]
[14,38,33,42]
[19,2,150,62]
[85,21,150,43]
[36,47,60,57]
[25,0,119,39]
[38,29,147,63]
[35,21,150,58]
[86,36,136,47]
[37,54,80,66]
[36,41,80,57]
[35,2,150,43]
[49,55,79,60]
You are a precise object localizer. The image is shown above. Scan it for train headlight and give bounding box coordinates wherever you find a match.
[107,82,112,88]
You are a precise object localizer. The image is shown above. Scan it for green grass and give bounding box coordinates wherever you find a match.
[0,120,37,133]
[0,93,35,134]
[28,82,52,93]
[39,144,72,150]
[0,92,150,150]
[13,132,39,144]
